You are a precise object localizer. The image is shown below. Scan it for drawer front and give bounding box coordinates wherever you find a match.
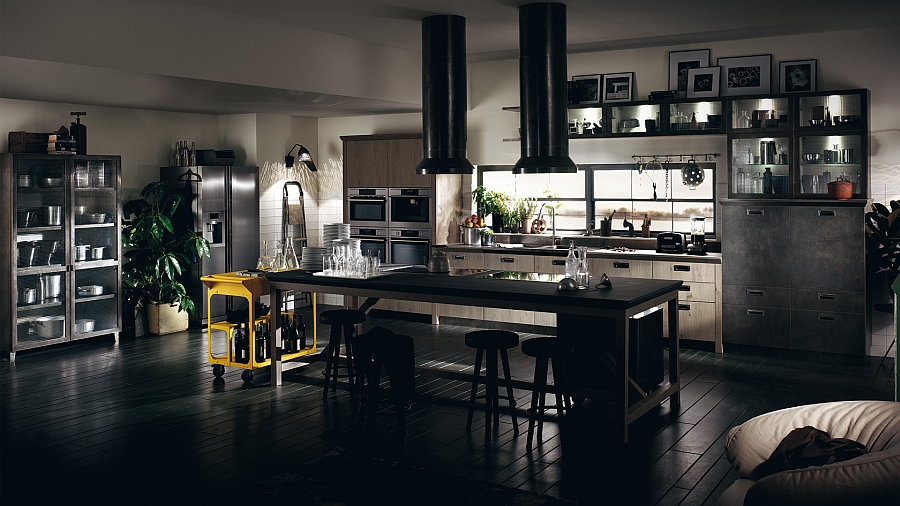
[665,301,716,342]
[677,281,717,303]
[653,261,716,283]
[448,251,484,269]
[436,303,484,320]
[534,311,556,327]
[484,254,535,272]
[722,205,791,287]
[723,285,791,308]
[790,249,865,292]
[790,206,864,243]
[791,310,866,355]
[484,307,534,325]
[723,304,791,348]
[534,255,567,274]
[792,289,865,313]
[590,258,652,278]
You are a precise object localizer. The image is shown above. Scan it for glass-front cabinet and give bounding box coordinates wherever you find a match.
[668,99,724,134]
[2,154,122,361]
[797,89,867,130]
[728,136,791,197]
[608,102,661,135]
[728,95,791,132]
[798,134,866,197]
[567,106,603,138]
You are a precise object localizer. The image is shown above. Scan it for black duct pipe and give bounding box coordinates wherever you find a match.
[415,15,474,175]
[513,3,577,174]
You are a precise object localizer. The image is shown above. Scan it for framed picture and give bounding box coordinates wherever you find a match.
[669,49,710,97]
[718,54,772,96]
[779,59,817,93]
[571,74,602,104]
[686,66,721,98]
[602,72,634,103]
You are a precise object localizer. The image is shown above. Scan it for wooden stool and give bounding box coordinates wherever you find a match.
[465,330,520,443]
[522,337,571,450]
[354,326,415,444]
[320,309,366,402]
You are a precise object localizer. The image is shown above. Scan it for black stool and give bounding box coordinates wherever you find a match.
[320,309,366,402]
[465,330,520,443]
[354,326,415,443]
[522,337,571,450]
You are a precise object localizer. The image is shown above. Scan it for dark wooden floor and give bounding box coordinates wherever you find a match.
[1,305,895,506]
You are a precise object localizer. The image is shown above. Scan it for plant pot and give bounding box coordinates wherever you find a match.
[481,235,495,246]
[521,219,535,235]
[147,303,189,335]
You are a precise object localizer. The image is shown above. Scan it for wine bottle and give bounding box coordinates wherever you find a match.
[255,323,266,363]
[262,322,272,359]
[234,323,249,364]
[282,319,292,353]
[189,141,196,166]
[297,314,307,350]
[564,241,577,279]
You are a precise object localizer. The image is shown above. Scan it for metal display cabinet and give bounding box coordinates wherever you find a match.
[2,153,122,361]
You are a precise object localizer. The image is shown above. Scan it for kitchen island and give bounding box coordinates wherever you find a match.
[266,268,683,442]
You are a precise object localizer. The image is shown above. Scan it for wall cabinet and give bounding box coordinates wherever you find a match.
[341,134,429,189]
[2,154,122,361]
[722,199,868,355]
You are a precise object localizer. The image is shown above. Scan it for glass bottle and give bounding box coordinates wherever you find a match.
[736,168,747,193]
[283,237,299,270]
[189,142,196,166]
[763,167,773,194]
[298,315,307,349]
[689,112,698,130]
[255,323,266,363]
[738,110,750,129]
[576,247,590,288]
[565,240,577,279]
[272,240,285,272]
[234,323,249,364]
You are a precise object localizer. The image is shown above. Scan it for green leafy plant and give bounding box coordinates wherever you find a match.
[865,200,900,310]
[478,227,494,237]
[519,197,539,221]
[122,181,211,314]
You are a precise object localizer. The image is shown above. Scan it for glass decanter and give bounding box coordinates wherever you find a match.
[283,236,299,270]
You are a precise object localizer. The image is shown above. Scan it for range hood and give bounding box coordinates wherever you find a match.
[415,15,474,175]
[513,3,577,174]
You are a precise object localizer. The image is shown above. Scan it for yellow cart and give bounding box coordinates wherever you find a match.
[201,271,317,381]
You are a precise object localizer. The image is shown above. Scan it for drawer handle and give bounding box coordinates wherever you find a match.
[453,255,465,260]
[747,209,765,216]
[818,293,835,300]
[678,304,691,311]
[501,257,515,263]
[674,265,691,272]
[613,262,629,269]
[747,309,765,316]
[678,285,691,292]
[552,259,565,266]
[818,210,836,217]
[747,289,764,296]
[818,314,836,321]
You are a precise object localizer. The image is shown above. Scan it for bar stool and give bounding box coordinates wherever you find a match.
[522,337,571,450]
[354,326,415,444]
[320,309,366,402]
[465,330,520,443]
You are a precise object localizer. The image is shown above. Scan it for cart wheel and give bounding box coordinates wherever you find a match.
[212,364,225,377]
[241,370,254,382]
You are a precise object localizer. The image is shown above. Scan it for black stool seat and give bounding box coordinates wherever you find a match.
[464,330,520,444]
[320,309,366,402]
[522,337,571,450]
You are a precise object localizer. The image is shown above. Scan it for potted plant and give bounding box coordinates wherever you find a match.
[865,200,900,313]
[519,197,539,234]
[474,186,508,233]
[122,181,211,335]
[479,227,495,246]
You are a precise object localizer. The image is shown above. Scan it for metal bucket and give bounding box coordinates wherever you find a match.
[460,226,481,245]
[16,242,40,267]
[40,273,63,300]
[17,286,38,305]
[33,316,65,338]
[43,206,63,226]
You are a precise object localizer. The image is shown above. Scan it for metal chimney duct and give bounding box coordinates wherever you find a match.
[513,3,577,174]
[415,15,474,175]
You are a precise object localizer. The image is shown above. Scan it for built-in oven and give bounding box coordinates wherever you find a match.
[389,228,432,266]
[389,188,432,229]
[350,226,388,264]
[348,188,389,228]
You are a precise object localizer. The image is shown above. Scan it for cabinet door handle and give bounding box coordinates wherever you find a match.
[453,255,466,260]
[747,309,765,316]
[747,289,764,296]
[818,210,836,217]
[674,265,691,272]
[501,257,515,263]
[613,262,629,269]
[818,314,836,321]
[678,285,691,292]
[747,209,765,215]
[818,293,835,300]
[678,304,691,311]
[552,259,565,266]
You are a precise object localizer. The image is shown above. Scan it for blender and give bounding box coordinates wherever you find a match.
[685,217,707,255]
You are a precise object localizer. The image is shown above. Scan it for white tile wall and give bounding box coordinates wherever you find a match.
[870,306,896,358]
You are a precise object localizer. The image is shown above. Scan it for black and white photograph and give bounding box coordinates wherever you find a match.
[571,74,602,104]
[717,54,772,95]
[602,72,634,103]
[669,49,711,97]
[779,59,817,93]
[686,66,721,98]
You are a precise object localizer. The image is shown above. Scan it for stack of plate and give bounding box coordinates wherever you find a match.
[300,247,328,272]
[323,223,350,245]
[331,238,362,251]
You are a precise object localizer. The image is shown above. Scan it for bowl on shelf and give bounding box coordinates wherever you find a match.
[77,285,104,297]
[38,177,63,188]
[808,119,827,127]
[833,115,860,125]
[802,153,822,164]
[76,213,106,225]
[74,319,95,333]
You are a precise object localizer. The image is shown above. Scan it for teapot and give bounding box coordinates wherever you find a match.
[427,250,450,273]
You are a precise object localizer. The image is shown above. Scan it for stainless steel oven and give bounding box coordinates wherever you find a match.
[348,188,389,228]
[350,226,388,264]
[389,188,432,229]
[389,228,432,266]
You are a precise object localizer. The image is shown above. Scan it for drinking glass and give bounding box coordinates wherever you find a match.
[576,247,590,288]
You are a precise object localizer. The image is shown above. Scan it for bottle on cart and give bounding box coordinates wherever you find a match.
[262,322,271,358]
[564,241,577,279]
[255,323,266,362]
[297,314,307,350]
[234,323,249,364]
[283,315,295,353]
[282,319,293,353]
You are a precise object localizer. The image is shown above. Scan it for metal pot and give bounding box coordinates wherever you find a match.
[17,286,38,305]
[75,245,91,262]
[460,226,481,245]
[760,141,777,165]
[38,177,63,188]
[74,319,95,333]
[43,206,63,226]
[16,241,40,267]
[41,273,63,299]
[841,149,856,164]
[90,246,106,260]
[38,240,62,265]
[17,174,34,188]
[77,285,104,297]
[824,144,840,164]
[33,316,65,338]
[17,209,35,228]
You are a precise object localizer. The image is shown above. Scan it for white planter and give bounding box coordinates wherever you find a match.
[147,303,189,335]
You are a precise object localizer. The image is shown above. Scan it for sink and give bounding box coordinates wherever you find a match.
[522,245,559,250]
[491,233,559,249]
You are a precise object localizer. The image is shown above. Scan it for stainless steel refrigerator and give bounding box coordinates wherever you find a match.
[160,165,259,324]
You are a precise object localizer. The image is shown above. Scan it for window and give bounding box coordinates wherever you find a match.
[476,162,717,237]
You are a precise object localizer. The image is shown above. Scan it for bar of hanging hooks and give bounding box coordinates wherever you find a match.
[631,152,720,163]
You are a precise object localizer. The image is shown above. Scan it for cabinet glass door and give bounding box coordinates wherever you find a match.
[73,158,119,337]
[567,106,603,137]
[730,96,790,131]
[798,91,863,129]
[730,136,791,197]
[668,100,723,133]
[15,157,68,346]
[609,103,660,135]
[798,135,864,197]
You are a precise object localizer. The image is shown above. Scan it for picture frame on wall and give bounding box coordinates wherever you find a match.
[686,66,721,98]
[571,74,602,104]
[717,54,772,96]
[602,72,634,103]
[669,49,710,98]
[779,59,817,93]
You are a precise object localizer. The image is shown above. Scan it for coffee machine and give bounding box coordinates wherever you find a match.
[685,217,707,255]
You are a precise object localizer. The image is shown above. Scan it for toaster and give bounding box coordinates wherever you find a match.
[656,232,685,254]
